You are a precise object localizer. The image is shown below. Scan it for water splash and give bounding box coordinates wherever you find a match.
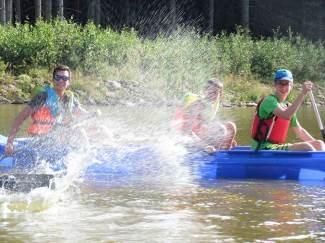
[4,109,195,194]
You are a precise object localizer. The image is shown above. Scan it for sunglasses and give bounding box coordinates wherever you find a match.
[276,81,292,86]
[54,75,70,82]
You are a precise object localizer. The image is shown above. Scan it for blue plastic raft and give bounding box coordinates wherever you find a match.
[1,134,325,182]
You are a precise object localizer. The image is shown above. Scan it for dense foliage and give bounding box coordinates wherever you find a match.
[0,20,324,102]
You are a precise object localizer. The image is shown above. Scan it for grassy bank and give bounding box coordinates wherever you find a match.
[0,20,324,105]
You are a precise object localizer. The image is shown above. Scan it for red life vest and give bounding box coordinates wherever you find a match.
[28,106,56,135]
[174,106,203,135]
[27,86,75,136]
[251,99,290,144]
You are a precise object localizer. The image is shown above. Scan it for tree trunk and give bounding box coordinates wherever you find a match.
[170,0,176,29]
[56,0,63,20]
[125,0,129,26]
[14,0,20,23]
[6,0,12,24]
[301,0,306,32]
[44,0,52,20]
[95,0,100,25]
[241,0,249,28]
[75,0,80,22]
[209,0,214,33]
[318,1,323,40]
[87,0,95,22]
[0,0,5,24]
[35,0,41,20]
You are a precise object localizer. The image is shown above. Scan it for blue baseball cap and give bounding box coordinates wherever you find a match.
[274,69,293,82]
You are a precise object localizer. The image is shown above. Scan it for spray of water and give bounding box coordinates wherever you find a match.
[0,24,238,217]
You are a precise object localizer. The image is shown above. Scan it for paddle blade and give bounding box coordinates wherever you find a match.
[0,174,55,192]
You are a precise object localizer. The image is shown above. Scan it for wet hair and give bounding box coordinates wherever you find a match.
[206,78,223,89]
[53,64,71,79]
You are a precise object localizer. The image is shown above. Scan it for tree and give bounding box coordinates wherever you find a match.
[56,0,63,20]
[6,0,12,24]
[35,0,41,19]
[87,0,95,23]
[0,0,5,25]
[209,0,215,33]
[14,0,21,23]
[170,0,176,29]
[95,0,100,25]
[241,0,249,28]
[125,0,130,26]
[44,0,52,20]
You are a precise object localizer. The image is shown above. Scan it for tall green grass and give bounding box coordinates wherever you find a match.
[0,20,324,102]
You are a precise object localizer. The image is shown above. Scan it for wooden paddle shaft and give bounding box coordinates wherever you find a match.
[309,91,325,141]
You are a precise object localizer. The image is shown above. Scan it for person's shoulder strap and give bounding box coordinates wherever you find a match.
[44,85,60,117]
[182,92,200,109]
[258,95,278,119]
[28,86,47,109]
[255,96,265,117]
[31,85,45,98]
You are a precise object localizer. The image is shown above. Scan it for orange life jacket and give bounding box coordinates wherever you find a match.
[251,99,290,144]
[27,106,56,135]
[27,86,74,136]
[174,106,203,135]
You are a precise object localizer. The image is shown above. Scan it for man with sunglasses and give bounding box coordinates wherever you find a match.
[251,69,325,151]
[5,64,85,155]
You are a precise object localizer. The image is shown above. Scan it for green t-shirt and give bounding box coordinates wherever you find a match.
[251,94,298,149]
[258,95,297,127]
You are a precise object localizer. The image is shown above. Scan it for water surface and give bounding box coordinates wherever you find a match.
[0,104,324,242]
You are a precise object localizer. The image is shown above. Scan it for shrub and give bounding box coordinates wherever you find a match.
[0,21,324,101]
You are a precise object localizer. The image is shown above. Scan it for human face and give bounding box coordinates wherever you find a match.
[274,80,293,101]
[53,70,70,91]
[205,84,222,102]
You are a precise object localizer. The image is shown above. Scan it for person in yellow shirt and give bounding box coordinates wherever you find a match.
[174,79,237,152]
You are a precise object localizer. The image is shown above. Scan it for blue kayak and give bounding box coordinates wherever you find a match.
[206,147,325,181]
[1,134,325,184]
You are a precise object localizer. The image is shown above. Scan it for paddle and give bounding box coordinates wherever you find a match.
[309,91,325,142]
[0,109,102,160]
[0,109,102,191]
[0,150,56,192]
[0,174,55,192]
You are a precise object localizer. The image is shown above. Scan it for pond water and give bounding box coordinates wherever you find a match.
[0,104,324,242]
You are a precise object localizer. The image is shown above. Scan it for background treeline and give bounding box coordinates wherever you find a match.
[0,0,324,40]
[0,20,324,103]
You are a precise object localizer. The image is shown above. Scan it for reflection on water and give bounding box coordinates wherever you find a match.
[0,104,325,242]
[1,181,324,242]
